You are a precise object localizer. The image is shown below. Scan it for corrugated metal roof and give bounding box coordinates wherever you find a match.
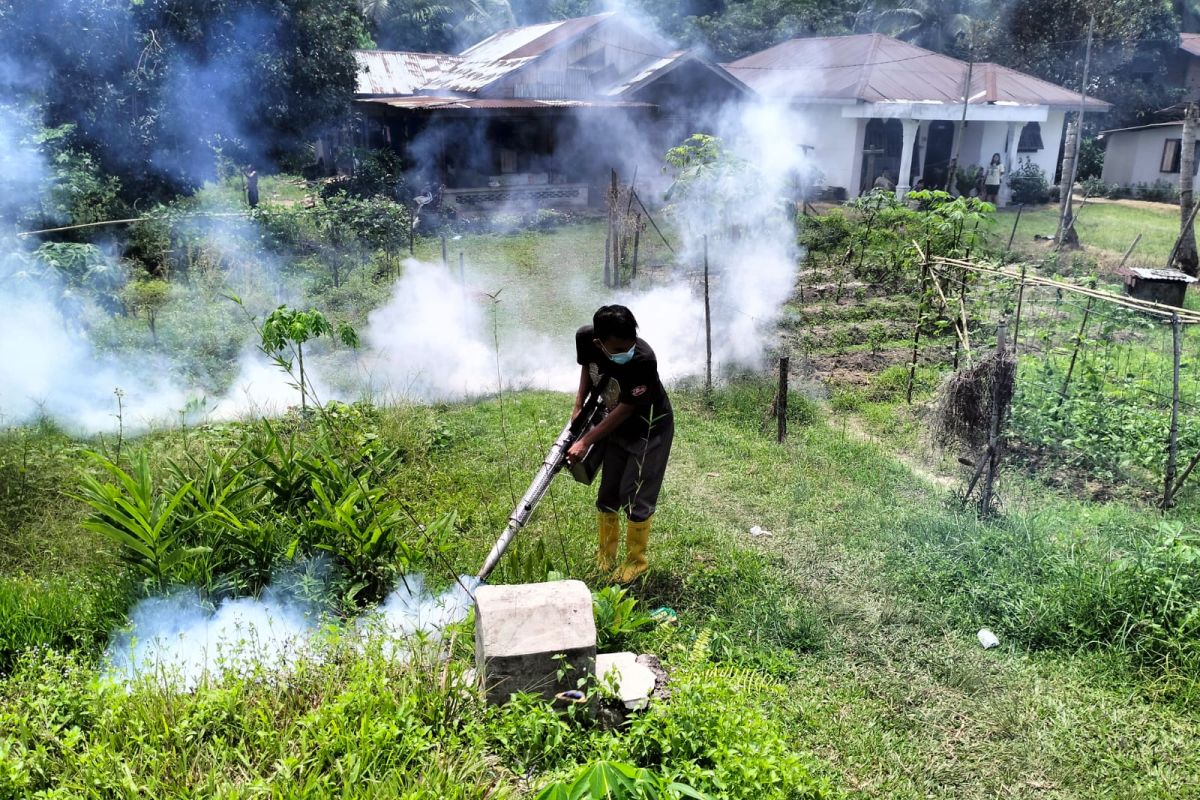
[1127,268,1198,283]
[1098,121,1183,137]
[602,49,752,98]
[726,33,1109,110]
[1181,33,1200,58]
[358,96,651,110]
[459,13,614,62]
[355,51,462,96]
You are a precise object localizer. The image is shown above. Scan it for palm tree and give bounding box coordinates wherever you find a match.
[873,0,977,53]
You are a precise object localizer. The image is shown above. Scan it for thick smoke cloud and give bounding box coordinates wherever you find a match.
[107,565,479,690]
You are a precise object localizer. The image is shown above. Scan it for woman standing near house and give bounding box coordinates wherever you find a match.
[983,153,1004,204]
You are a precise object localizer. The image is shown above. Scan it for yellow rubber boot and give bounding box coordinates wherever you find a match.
[597,511,620,572]
[616,516,652,583]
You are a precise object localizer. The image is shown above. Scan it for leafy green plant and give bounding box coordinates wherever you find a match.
[259,305,359,411]
[72,451,207,590]
[535,761,709,800]
[593,586,655,652]
[1007,159,1050,205]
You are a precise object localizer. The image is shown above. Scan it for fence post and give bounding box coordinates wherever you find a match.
[441,234,448,269]
[1164,313,1183,508]
[1011,262,1028,353]
[906,257,929,404]
[777,357,789,443]
[1005,204,1024,252]
[1057,279,1095,404]
[704,235,713,396]
[980,318,1009,516]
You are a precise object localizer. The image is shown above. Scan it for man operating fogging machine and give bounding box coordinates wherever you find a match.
[566,305,673,583]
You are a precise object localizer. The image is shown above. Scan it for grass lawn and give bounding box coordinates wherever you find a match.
[6,385,1198,796]
[997,201,1179,267]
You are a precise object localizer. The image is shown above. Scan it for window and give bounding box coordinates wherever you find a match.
[1017,122,1043,152]
[1162,139,1183,173]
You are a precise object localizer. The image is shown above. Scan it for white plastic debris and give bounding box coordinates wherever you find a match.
[977,628,1000,649]
[748,525,773,537]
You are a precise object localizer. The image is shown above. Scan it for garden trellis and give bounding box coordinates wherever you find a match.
[915,253,1200,509]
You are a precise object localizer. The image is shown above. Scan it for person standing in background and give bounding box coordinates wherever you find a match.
[983,153,1004,205]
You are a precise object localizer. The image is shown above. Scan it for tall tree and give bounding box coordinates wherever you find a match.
[0,0,368,200]
[361,0,515,52]
[872,0,978,56]
[1177,103,1199,275]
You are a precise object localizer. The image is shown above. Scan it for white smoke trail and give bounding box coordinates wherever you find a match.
[105,571,480,690]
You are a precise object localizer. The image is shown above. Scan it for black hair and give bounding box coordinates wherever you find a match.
[991,153,1002,164]
[593,304,638,341]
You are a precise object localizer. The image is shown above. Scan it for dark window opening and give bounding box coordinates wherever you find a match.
[1017,122,1043,153]
[1160,138,1200,174]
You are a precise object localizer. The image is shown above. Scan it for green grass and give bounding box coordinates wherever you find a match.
[997,202,1179,265]
[5,384,1200,797]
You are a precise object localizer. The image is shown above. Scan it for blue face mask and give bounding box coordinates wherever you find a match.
[608,345,635,365]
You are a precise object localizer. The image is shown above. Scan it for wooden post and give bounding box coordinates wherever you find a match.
[1164,314,1183,508]
[1118,233,1143,272]
[1005,204,1024,252]
[980,318,1008,516]
[459,251,466,306]
[603,224,611,288]
[777,356,789,443]
[610,169,619,288]
[631,215,641,282]
[704,235,713,395]
[906,258,929,403]
[441,234,448,269]
[1057,280,1095,403]
[1011,262,1028,355]
[1166,201,1200,269]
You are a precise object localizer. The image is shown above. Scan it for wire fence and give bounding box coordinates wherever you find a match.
[906,254,1200,510]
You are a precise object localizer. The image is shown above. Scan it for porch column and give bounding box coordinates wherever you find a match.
[1001,121,1023,207]
[895,118,921,199]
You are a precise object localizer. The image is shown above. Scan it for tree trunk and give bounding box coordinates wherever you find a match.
[1178,104,1199,276]
[1056,119,1080,248]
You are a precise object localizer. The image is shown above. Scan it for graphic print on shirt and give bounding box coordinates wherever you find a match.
[589,363,622,409]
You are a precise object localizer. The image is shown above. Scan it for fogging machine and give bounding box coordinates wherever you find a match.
[476,379,610,580]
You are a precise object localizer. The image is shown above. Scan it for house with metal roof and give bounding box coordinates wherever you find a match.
[330,13,1108,210]
[724,33,1110,202]
[1096,35,1200,195]
[329,13,751,212]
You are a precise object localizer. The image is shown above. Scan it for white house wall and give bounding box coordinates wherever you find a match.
[1100,126,1196,189]
[1030,110,1066,183]
[790,104,862,192]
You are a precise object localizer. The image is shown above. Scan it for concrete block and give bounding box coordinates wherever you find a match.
[474,579,596,705]
[596,651,657,710]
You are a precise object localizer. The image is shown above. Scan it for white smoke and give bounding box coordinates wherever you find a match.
[360,259,575,400]
[106,571,479,691]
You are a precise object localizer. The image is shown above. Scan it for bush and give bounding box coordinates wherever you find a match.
[1135,180,1180,204]
[1008,159,1050,205]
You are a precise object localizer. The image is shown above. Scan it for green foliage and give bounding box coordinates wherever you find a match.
[1135,180,1180,205]
[1007,159,1051,206]
[535,761,710,800]
[72,451,207,591]
[0,574,128,673]
[593,586,655,651]
[260,304,359,408]
[122,279,172,341]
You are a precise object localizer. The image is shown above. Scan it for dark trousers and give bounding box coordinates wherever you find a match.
[596,419,674,522]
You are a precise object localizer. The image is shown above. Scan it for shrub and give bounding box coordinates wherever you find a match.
[1135,180,1180,204]
[1008,159,1050,205]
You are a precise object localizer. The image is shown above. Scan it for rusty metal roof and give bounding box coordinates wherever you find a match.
[355,51,463,96]
[1182,33,1200,58]
[458,13,615,62]
[726,33,1109,110]
[602,49,753,98]
[358,96,651,111]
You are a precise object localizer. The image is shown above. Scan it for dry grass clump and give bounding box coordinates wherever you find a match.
[931,351,1015,450]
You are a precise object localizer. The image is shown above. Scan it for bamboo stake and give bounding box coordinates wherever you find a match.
[1166,200,1200,269]
[1164,314,1183,508]
[1057,280,1096,404]
[1012,262,1028,353]
[1118,233,1143,271]
[704,235,713,395]
[441,235,448,269]
[1005,204,1024,252]
[777,356,789,443]
[907,255,929,404]
[980,318,1008,516]
[631,190,674,254]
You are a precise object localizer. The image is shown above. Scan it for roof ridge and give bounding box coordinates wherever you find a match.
[851,33,885,100]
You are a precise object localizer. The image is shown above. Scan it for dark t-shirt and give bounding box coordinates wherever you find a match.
[575,324,672,440]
